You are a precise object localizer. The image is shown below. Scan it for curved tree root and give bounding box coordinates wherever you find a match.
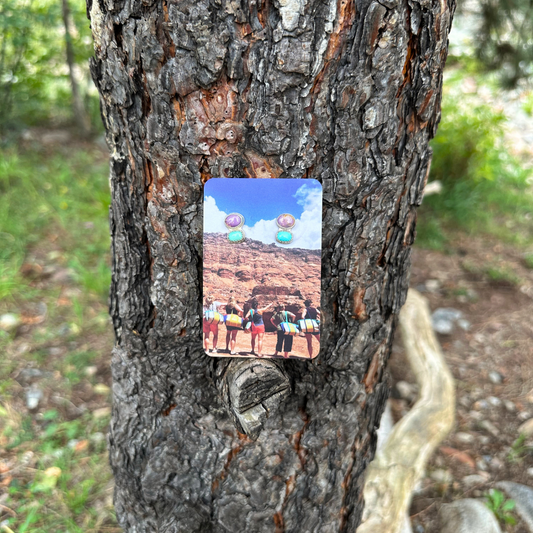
[359,289,456,533]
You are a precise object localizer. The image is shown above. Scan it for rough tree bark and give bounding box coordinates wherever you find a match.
[87,0,454,529]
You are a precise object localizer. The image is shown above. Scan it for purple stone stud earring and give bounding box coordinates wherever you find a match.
[225,213,244,229]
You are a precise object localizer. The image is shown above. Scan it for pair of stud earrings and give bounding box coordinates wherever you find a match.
[275,213,295,244]
[224,213,246,243]
[224,213,296,244]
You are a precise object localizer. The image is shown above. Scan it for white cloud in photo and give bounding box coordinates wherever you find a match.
[204,195,228,233]
[204,183,322,250]
[243,218,277,245]
[291,183,322,250]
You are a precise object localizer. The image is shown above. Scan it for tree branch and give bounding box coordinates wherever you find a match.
[215,359,291,440]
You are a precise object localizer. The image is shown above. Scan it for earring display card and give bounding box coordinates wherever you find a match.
[203,178,322,360]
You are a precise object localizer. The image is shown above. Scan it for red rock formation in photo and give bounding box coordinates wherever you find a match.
[203,233,320,330]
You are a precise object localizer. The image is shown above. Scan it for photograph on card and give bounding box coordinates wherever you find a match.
[203,178,322,360]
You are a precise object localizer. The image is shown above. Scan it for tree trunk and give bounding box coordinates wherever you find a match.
[62,0,90,136]
[87,0,454,529]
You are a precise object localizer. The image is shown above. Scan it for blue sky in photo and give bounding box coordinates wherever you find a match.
[204,178,322,250]
[204,178,320,226]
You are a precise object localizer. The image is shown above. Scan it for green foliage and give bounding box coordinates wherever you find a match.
[484,264,521,285]
[467,0,533,86]
[485,489,517,525]
[449,0,533,87]
[417,73,533,249]
[508,433,533,463]
[0,0,99,134]
[486,3,533,85]
[414,218,448,251]
[0,146,111,302]
[523,93,533,117]
[430,100,506,185]
[4,415,36,450]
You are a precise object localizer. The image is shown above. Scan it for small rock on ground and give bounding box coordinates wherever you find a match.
[518,418,533,438]
[26,387,43,410]
[93,407,111,419]
[489,371,504,384]
[425,279,441,292]
[18,368,44,381]
[431,469,453,484]
[487,396,502,407]
[89,432,106,445]
[479,420,499,437]
[456,432,475,444]
[496,482,533,532]
[462,474,489,487]
[431,308,464,335]
[395,380,418,402]
[84,365,98,377]
[0,313,20,332]
[458,318,471,331]
[439,499,502,533]
[503,399,516,412]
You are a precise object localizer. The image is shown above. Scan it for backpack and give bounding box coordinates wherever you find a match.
[243,309,253,334]
[204,310,223,324]
[279,311,300,336]
[298,318,320,333]
[225,313,243,328]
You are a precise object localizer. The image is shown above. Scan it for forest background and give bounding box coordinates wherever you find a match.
[0,0,532,530]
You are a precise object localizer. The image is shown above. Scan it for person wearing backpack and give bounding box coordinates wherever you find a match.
[302,299,320,358]
[224,296,243,355]
[244,299,273,357]
[271,303,297,358]
[203,295,224,353]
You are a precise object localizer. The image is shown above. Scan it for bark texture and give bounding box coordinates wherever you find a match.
[87,0,454,529]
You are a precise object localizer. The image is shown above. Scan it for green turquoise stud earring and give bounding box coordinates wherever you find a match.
[276,214,295,244]
[228,229,245,243]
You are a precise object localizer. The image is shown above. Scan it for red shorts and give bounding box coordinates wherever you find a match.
[251,323,265,334]
[203,321,219,334]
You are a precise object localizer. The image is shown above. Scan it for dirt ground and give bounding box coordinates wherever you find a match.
[389,236,533,533]
[206,329,319,359]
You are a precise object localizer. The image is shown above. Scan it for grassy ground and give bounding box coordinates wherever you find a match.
[0,137,118,532]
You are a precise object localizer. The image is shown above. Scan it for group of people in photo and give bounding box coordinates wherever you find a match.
[203,295,321,358]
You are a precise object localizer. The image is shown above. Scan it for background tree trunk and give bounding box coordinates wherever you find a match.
[87,0,454,529]
[62,0,90,136]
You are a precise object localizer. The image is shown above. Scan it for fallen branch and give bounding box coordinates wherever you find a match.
[358,289,455,533]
